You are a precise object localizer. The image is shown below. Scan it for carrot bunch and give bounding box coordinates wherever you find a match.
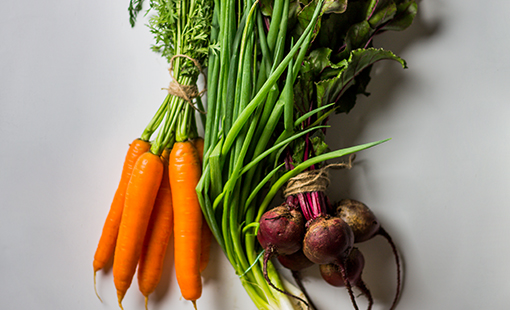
[93,134,211,309]
[91,0,215,307]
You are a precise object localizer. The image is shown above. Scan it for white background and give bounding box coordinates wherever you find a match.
[1,0,509,309]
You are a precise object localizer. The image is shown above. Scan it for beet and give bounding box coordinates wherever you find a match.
[302,215,360,310]
[302,216,354,265]
[320,248,365,287]
[320,248,373,310]
[277,249,314,271]
[256,205,309,307]
[336,199,402,310]
[257,205,305,255]
[336,199,380,243]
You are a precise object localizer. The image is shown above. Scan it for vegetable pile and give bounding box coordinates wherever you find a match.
[92,0,417,309]
[196,0,416,309]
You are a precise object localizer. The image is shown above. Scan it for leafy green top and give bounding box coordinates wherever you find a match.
[129,0,214,78]
[291,0,417,114]
[282,0,417,165]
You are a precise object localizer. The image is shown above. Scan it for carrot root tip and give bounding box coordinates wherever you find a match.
[191,300,198,310]
[93,270,103,303]
[145,296,149,310]
[117,294,125,310]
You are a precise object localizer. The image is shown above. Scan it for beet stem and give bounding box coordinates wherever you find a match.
[298,193,312,221]
[311,192,319,217]
[306,193,314,214]
[262,249,310,309]
[378,227,402,310]
[304,133,310,162]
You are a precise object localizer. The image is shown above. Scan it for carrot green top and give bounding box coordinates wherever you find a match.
[129,0,213,154]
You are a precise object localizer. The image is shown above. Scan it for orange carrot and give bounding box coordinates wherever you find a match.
[192,137,204,163]
[191,137,213,273]
[113,151,164,309]
[137,149,173,309]
[93,138,150,300]
[169,141,203,303]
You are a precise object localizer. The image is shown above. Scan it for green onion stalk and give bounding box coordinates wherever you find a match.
[129,0,213,153]
[196,1,326,307]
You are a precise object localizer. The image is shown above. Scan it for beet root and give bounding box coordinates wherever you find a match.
[302,216,354,265]
[379,227,402,310]
[336,199,402,310]
[336,199,380,243]
[302,216,359,310]
[320,248,373,310]
[257,205,305,256]
[290,270,318,310]
[257,205,309,307]
[277,249,314,271]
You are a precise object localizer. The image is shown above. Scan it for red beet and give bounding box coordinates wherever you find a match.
[277,249,314,271]
[320,248,373,310]
[257,205,305,255]
[336,199,380,243]
[336,199,402,310]
[302,215,359,310]
[302,216,354,265]
[257,205,308,307]
[320,248,365,287]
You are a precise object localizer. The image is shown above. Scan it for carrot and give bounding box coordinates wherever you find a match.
[192,137,204,162]
[191,137,213,273]
[169,141,203,303]
[137,149,173,310]
[93,138,150,300]
[113,151,164,309]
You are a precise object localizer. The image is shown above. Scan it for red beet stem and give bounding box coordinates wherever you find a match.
[298,193,312,220]
[298,191,328,222]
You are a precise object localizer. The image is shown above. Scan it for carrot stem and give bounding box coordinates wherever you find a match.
[141,94,171,141]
